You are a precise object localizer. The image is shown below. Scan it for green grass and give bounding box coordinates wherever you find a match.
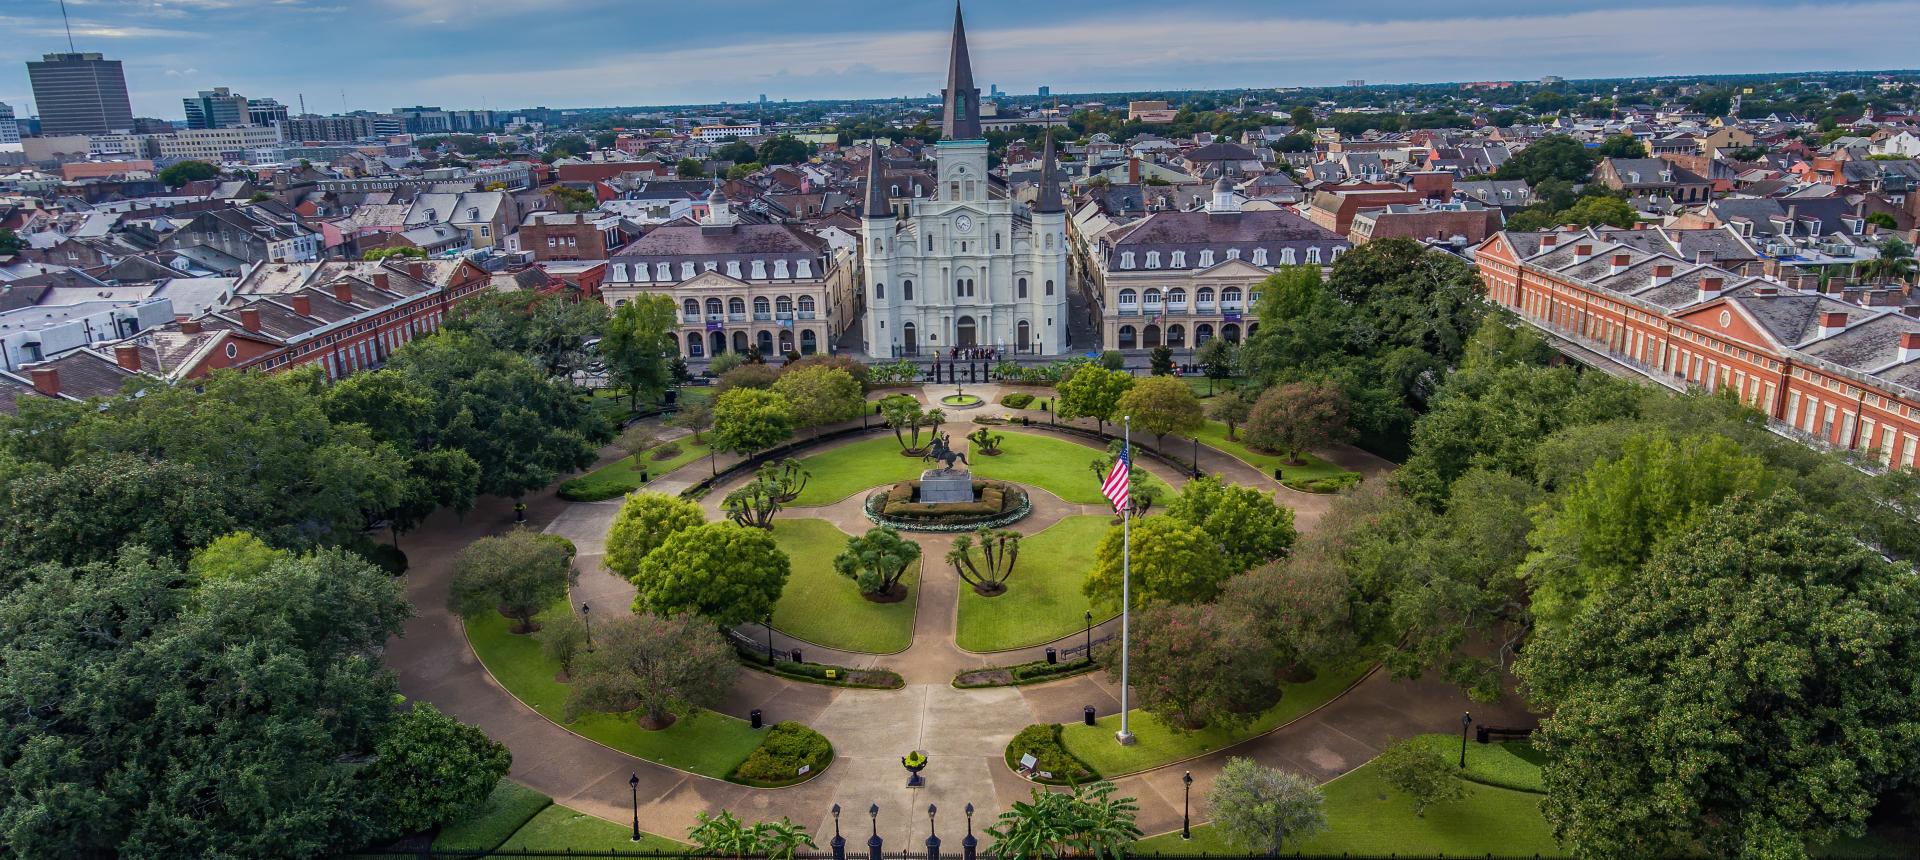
[1193,420,1356,486]
[971,431,1173,505]
[1408,733,1547,793]
[432,779,552,852]
[1183,376,1245,399]
[559,439,713,501]
[769,518,916,653]
[496,804,689,854]
[956,515,1113,652]
[788,435,929,506]
[1060,663,1373,777]
[463,602,766,778]
[1134,759,1561,857]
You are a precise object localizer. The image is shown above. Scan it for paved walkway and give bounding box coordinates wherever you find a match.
[387,384,1529,845]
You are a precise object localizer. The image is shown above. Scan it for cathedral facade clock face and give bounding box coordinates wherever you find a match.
[954,214,974,234]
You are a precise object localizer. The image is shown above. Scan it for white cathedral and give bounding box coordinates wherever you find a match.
[859,4,1071,359]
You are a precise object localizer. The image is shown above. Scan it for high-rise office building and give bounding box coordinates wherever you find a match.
[1037,85,1050,98]
[184,87,249,129]
[26,52,134,135]
[0,103,19,145]
[248,98,289,127]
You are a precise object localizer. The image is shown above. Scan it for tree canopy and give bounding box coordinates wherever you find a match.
[630,522,789,625]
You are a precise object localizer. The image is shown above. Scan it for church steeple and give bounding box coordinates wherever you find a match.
[940,2,982,141]
[1033,131,1064,214]
[862,145,891,218]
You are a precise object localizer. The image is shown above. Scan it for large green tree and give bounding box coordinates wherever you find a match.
[362,703,511,839]
[0,548,410,857]
[1519,491,1920,858]
[629,522,789,625]
[0,453,241,583]
[158,159,220,187]
[565,612,739,730]
[1056,365,1134,433]
[710,387,795,463]
[1492,134,1600,184]
[1208,758,1327,853]
[1116,374,1203,450]
[605,492,706,578]
[600,293,681,409]
[1165,476,1296,576]
[445,292,609,379]
[1084,514,1219,606]
[449,529,575,633]
[770,366,864,436]
[1244,381,1351,464]
[1100,602,1276,731]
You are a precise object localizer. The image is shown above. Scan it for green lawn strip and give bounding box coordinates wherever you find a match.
[769,518,916,653]
[431,779,552,852]
[559,439,713,501]
[1060,662,1374,778]
[956,515,1113,652]
[972,431,1172,505]
[1133,759,1561,857]
[789,435,928,506]
[1408,733,1547,793]
[1182,376,1245,399]
[1192,420,1355,484]
[462,603,765,779]
[496,804,689,854]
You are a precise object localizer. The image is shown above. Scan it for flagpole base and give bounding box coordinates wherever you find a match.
[1114,730,1136,746]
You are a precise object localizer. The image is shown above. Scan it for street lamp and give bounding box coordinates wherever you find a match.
[766,614,776,665]
[868,803,881,860]
[1181,771,1193,840]
[627,772,641,842]
[1459,711,1473,769]
[830,804,844,860]
[1084,609,1094,665]
[581,602,592,649]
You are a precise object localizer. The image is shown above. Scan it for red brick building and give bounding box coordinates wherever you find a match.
[518,211,629,262]
[1477,226,1920,469]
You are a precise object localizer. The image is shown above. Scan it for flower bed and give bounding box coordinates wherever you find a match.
[954,658,1099,688]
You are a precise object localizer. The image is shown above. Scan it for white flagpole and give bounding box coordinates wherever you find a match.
[1116,415,1135,745]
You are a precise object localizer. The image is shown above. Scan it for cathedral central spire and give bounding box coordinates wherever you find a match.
[940,2,982,141]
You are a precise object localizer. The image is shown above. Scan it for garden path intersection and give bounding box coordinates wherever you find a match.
[386,384,1521,846]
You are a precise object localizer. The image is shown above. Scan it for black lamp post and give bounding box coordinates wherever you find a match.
[627,772,641,842]
[766,614,776,665]
[581,602,592,649]
[926,804,941,860]
[830,804,844,860]
[867,803,882,860]
[1084,609,1094,664]
[1191,435,1200,478]
[1459,711,1473,768]
[962,803,977,860]
[1181,771,1193,840]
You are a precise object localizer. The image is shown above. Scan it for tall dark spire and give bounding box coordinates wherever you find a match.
[863,145,891,218]
[1033,131,1064,214]
[940,3,982,141]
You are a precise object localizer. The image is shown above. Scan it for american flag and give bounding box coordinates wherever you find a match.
[1101,444,1131,512]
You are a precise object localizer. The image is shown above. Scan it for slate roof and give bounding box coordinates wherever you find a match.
[1112,209,1345,247]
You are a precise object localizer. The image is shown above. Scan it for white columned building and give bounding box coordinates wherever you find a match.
[859,4,1070,359]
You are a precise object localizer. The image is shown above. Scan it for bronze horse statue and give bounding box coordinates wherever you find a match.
[923,432,970,473]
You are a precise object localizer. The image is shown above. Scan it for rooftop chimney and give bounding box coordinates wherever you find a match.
[1901,331,1920,363]
[1652,264,1675,286]
[1753,285,1779,297]
[290,294,312,316]
[372,272,391,291]
[1695,250,1715,265]
[29,367,59,398]
[1572,243,1594,264]
[1128,157,1141,185]
[179,319,203,335]
[113,344,141,372]
[1819,311,1849,338]
[1539,234,1559,248]
[1700,276,1725,301]
[239,307,261,332]
[334,282,354,304]
[1609,253,1632,275]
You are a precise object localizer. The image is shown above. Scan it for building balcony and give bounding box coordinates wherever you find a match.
[728,313,747,322]
[797,311,817,320]
[754,312,772,321]
[1166,301,1188,311]
[1195,302,1216,312]
[775,311,794,320]
[682,314,701,324]
[1115,305,1139,316]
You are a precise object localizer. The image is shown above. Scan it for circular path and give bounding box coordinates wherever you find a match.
[385,384,1531,845]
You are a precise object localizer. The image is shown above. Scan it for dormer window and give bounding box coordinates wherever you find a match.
[1199,250,1215,267]
[1281,248,1297,265]
[657,263,672,280]
[1226,248,1241,260]
[1146,251,1160,269]
[796,259,812,278]
[467,207,479,221]
[773,259,790,278]
[1120,252,1135,269]
[1307,246,1322,264]
[680,262,695,279]
[1171,251,1186,267]
[1252,248,1268,266]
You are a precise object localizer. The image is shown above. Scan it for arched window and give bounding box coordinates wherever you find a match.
[1223,323,1242,343]
[775,295,793,313]
[728,297,746,315]
[1045,280,1055,296]
[1118,288,1138,307]
[753,297,770,317]
[1196,287,1216,307]
[1117,325,1137,349]
[733,331,750,353]
[875,281,885,299]
[903,279,914,300]
[1167,288,1187,308]
[801,329,818,354]
[1222,287,1243,308]
[683,298,699,318]
[1018,277,1028,299]
[797,296,815,314]
[1143,324,1161,348]
[757,330,775,355]
[1143,288,1162,308]
[1167,324,1186,347]
[705,298,724,316]
[1196,323,1215,344]
[686,333,704,358]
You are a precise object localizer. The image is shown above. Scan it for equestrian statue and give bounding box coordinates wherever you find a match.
[923,432,971,473]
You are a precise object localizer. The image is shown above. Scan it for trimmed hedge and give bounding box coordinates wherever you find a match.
[955,659,1098,688]
[731,721,833,786]
[739,651,904,689]
[1000,392,1036,409]
[1005,724,1097,784]
[1286,473,1363,494]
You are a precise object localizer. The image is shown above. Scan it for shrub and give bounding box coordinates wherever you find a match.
[556,481,629,503]
[1288,474,1362,494]
[649,441,683,460]
[1006,724,1097,783]
[1001,392,1035,409]
[731,722,833,784]
[1010,660,1090,682]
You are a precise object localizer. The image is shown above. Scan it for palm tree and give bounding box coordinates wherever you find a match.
[987,781,1141,860]
[1855,237,1918,284]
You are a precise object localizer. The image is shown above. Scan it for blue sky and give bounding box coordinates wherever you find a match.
[2,0,1918,120]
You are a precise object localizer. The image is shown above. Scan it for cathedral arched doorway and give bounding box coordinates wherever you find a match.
[801,330,818,354]
[1016,320,1031,352]
[687,333,705,358]
[757,330,775,355]
[1222,323,1241,344]
[733,331,750,354]
[778,330,794,354]
[956,316,977,348]
[1117,325,1137,349]
[1167,324,1186,348]
[902,322,918,356]
[709,331,726,355]
[1143,324,1161,348]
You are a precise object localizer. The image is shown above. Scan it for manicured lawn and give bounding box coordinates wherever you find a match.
[956,515,1113,652]
[496,804,688,853]
[1133,759,1561,857]
[559,438,713,501]
[1182,375,1245,399]
[1193,420,1356,486]
[971,431,1174,505]
[463,602,766,778]
[1061,662,1373,777]
[788,435,928,506]
[769,518,917,653]
[432,779,552,852]
[1408,732,1547,793]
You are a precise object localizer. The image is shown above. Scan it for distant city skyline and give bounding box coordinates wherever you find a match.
[1,0,1917,121]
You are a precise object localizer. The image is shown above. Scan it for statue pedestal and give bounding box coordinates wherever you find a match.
[918,470,975,504]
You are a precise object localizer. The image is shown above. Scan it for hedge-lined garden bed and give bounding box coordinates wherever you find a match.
[729,721,834,787]
[739,650,905,689]
[954,658,1099,688]
[1005,724,1098,785]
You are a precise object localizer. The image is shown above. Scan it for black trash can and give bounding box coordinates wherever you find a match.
[1045,647,1058,665]
[790,648,803,664]
[750,709,763,729]
[1083,706,1096,726]
[638,470,649,483]
[1273,467,1284,481]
